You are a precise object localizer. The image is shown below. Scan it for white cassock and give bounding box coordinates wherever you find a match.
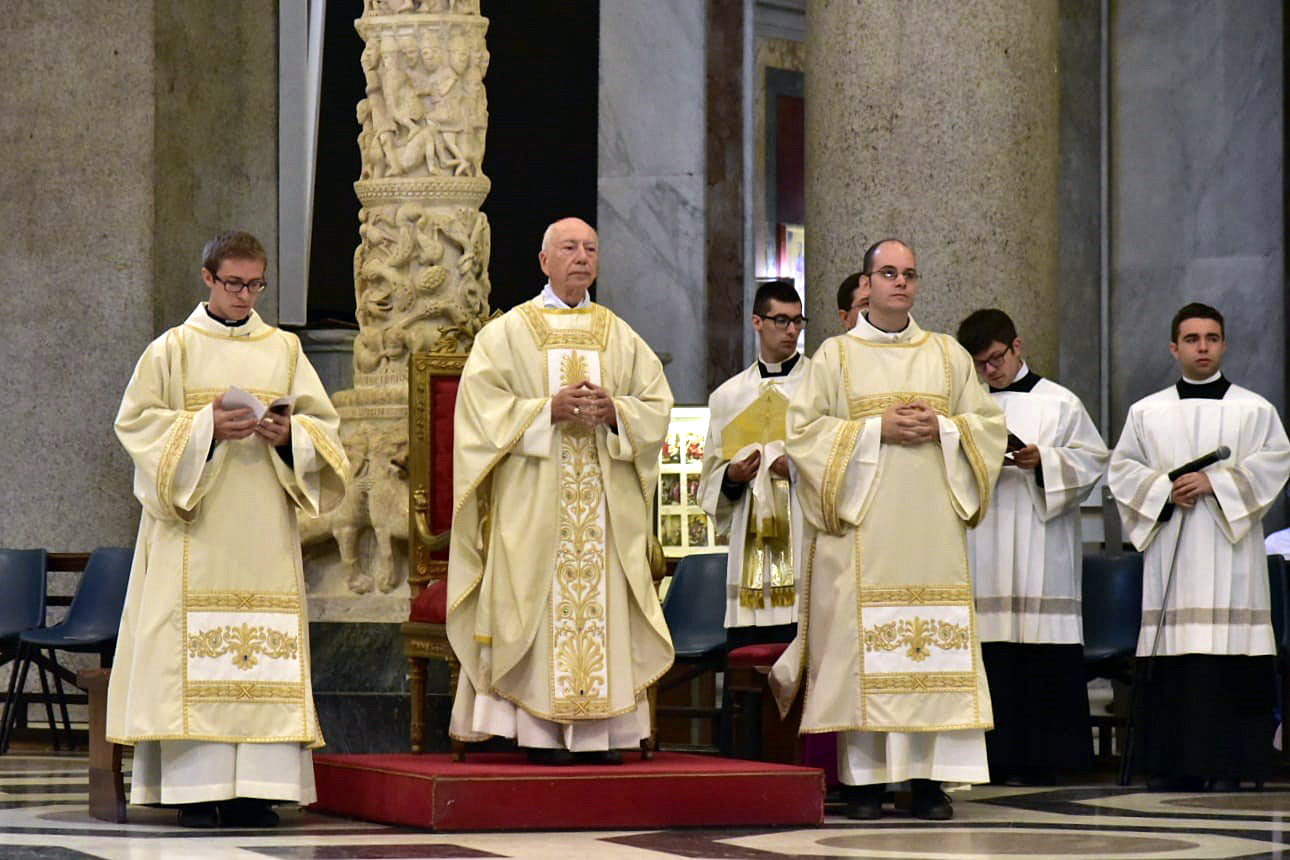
[968,365,1109,645]
[697,354,809,628]
[1108,377,1290,657]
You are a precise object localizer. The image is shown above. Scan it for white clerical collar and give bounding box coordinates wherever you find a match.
[851,312,918,343]
[1011,362,1030,384]
[187,303,266,338]
[1182,369,1223,384]
[539,282,590,309]
[758,352,795,373]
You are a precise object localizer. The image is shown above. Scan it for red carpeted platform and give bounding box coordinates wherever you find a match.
[311,751,823,831]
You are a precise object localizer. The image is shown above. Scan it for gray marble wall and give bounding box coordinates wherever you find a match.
[0,1,278,552]
[597,0,708,405]
[1111,0,1284,437]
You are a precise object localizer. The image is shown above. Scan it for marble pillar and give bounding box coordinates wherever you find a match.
[1110,0,1283,437]
[597,0,707,404]
[302,1,493,618]
[802,0,1060,375]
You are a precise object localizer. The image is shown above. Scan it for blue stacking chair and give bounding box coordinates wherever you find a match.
[0,548,132,754]
[1081,551,1143,776]
[0,550,55,751]
[657,552,729,751]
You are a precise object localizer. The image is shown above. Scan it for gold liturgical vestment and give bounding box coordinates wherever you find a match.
[447,297,674,740]
[108,306,348,747]
[770,317,1006,735]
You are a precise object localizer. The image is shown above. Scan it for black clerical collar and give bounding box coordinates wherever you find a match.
[1176,375,1231,400]
[758,352,801,378]
[991,370,1042,394]
[205,305,251,328]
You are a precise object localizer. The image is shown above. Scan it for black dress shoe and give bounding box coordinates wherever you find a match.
[1208,778,1241,793]
[218,798,280,827]
[842,783,885,820]
[525,747,575,765]
[1147,775,1205,792]
[177,802,220,828]
[576,749,624,765]
[911,779,953,821]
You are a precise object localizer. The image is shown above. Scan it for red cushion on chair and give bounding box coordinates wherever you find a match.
[410,579,448,624]
[726,643,789,669]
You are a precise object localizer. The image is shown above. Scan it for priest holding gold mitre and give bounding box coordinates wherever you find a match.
[770,239,1007,821]
[698,279,809,646]
[446,217,675,765]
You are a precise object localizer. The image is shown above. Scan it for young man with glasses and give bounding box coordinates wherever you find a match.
[110,231,349,827]
[956,308,1108,786]
[1109,302,1289,791]
[770,239,1006,820]
[697,279,810,647]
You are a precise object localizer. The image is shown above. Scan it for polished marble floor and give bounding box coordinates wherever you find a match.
[1,752,1288,859]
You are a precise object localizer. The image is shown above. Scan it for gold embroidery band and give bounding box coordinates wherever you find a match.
[184,388,283,412]
[187,592,300,612]
[861,585,973,605]
[821,420,863,534]
[186,681,305,703]
[864,672,977,693]
[156,412,195,511]
[863,617,971,662]
[953,414,991,526]
[849,392,949,421]
[187,623,300,670]
[518,302,613,351]
[299,418,349,479]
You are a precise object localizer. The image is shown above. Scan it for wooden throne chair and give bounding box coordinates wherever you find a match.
[401,349,465,753]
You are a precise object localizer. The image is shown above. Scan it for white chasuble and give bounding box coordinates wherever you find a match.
[967,375,1109,644]
[769,316,1007,739]
[697,357,809,627]
[447,297,675,746]
[108,305,348,748]
[1109,383,1290,656]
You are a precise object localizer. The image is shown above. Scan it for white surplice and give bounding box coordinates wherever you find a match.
[1108,379,1290,656]
[968,367,1109,644]
[697,355,809,628]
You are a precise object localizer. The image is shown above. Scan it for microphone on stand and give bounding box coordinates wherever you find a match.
[1167,445,1231,482]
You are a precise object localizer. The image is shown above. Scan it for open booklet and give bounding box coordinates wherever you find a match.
[221,386,295,422]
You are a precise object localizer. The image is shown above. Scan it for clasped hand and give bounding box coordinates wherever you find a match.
[880,401,939,445]
[551,380,616,429]
[1170,471,1213,508]
[213,394,292,446]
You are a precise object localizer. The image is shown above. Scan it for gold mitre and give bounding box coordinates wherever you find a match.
[721,386,789,459]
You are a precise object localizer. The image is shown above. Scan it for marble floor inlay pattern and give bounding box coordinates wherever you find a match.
[0,753,1286,859]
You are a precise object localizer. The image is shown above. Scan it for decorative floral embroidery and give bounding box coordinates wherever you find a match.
[188,624,299,670]
[863,617,970,662]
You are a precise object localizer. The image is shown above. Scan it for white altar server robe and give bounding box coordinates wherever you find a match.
[968,374,1109,644]
[1108,382,1290,656]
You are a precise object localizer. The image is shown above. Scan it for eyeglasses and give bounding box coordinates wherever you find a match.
[211,273,268,294]
[866,266,920,283]
[755,313,808,330]
[973,344,1012,372]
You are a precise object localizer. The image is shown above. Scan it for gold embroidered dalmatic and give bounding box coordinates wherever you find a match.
[107,306,348,747]
[446,298,674,740]
[769,317,1006,734]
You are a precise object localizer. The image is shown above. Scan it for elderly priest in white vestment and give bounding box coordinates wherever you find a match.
[1109,302,1290,791]
[110,231,349,828]
[697,279,809,648]
[770,239,1007,821]
[446,217,675,765]
[957,308,1109,785]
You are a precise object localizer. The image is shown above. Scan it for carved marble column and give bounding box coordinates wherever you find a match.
[803,0,1059,372]
[305,0,492,617]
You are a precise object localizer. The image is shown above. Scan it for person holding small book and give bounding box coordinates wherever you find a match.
[109,231,349,827]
